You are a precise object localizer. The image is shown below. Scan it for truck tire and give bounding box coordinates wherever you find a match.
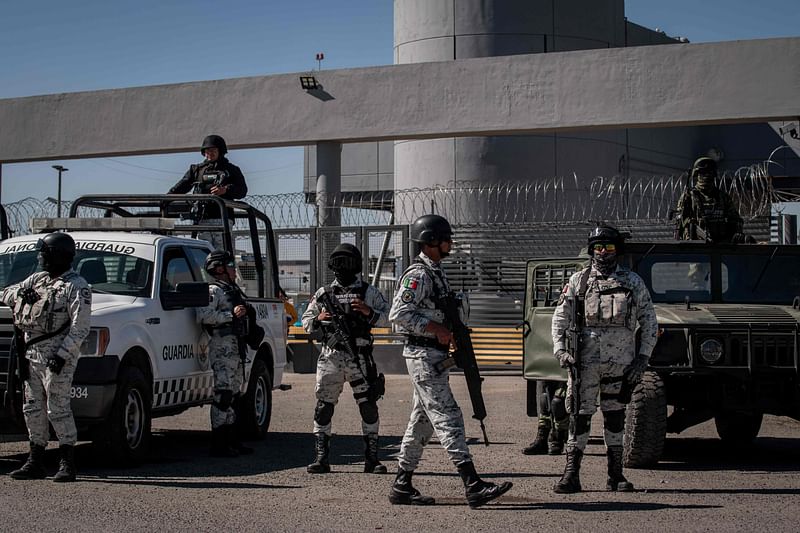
[714,411,762,446]
[235,358,272,440]
[94,366,152,464]
[623,371,667,468]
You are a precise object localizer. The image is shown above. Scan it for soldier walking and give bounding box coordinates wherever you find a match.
[1,232,91,482]
[197,250,254,457]
[388,214,512,508]
[302,243,390,474]
[551,226,658,493]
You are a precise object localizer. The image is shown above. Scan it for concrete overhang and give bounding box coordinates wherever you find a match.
[1,37,798,163]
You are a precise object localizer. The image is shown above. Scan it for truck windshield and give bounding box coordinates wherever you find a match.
[634,253,713,303]
[721,251,800,304]
[0,249,153,297]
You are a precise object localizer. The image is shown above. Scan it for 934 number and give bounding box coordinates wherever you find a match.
[69,386,88,399]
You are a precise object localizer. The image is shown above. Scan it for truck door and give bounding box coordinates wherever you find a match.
[150,246,209,409]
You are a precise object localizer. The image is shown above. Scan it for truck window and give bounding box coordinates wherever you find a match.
[635,253,712,303]
[721,252,800,304]
[184,247,212,282]
[161,248,196,291]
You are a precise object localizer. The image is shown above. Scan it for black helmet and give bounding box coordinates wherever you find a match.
[328,243,362,273]
[410,214,453,245]
[36,232,76,275]
[587,226,625,255]
[200,134,228,156]
[204,250,234,274]
[36,232,76,259]
[691,156,717,179]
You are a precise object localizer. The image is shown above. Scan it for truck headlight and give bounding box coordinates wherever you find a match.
[80,327,110,356]
[699,338,723,364]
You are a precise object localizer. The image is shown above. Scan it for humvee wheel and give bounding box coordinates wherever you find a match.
[714,411,762,446]
[623,371,667,468]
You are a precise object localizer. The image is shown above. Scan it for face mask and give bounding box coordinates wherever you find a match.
[592,252,618,276]
[334,270,358,286]
[695,175,715,192]
[39,250,71,276]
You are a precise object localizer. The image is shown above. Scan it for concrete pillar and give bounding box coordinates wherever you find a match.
[315,141,342,227]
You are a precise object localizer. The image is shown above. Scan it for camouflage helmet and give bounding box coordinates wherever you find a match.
[410,214,453,245]
[204,250,234,274]
[200,134,228,156]
[691,156,717,179]
[587,225,625,255]
[327,243,362,273]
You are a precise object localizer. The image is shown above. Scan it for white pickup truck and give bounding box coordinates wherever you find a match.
[0,194,288,462]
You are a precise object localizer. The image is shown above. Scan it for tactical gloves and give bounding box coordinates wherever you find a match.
[555,349,575,368]
[46,354,66,375]
[623,354,649,385]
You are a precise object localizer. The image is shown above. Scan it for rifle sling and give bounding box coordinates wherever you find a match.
[22,321,71,349]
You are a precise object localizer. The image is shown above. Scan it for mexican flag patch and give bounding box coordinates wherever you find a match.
[403,278,419,289]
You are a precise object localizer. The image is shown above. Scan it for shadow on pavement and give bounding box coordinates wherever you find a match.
[649,436,800,473]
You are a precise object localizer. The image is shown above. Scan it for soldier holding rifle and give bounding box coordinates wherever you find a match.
[388,214,512,508]
[551,226,657,494]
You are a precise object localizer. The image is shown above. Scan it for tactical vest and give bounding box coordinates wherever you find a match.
[690,189,734,241]
[329,281,372,340]
[14,276,70,332]
[584,274,633,329]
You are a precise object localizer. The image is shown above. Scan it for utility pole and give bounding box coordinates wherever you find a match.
[52,165,69,217]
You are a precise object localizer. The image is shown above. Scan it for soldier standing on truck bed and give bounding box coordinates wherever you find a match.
[551,226,658,494]
[168,134,248,249]
[1,232,91,482]
[387,214,512,508]
[302,243,390,475]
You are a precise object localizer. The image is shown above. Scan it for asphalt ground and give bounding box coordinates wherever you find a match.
[1,373,799,532]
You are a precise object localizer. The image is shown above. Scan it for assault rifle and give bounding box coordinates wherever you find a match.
[189,170,228,221]
[565,271,590,415]
[438,293,490,447]
[315,289,385,400]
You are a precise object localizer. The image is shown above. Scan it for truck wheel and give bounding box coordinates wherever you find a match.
[94,366,152,464]
[714,411,762,446]
[623,371,667,468]
[236,358,272,440]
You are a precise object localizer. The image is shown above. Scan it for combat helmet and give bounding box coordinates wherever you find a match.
[200,134,228,156]
[587,226,625,255]
[327,243,362,274]
[204,250,234,274]
[409,214,453,245]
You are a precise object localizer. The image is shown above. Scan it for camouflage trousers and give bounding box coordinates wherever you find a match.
[209,335,244,429]
[23,359,78,447]
[313,348,379,436]
[566,358,628,451]
[396,347,471,472]
[197,219,225,250]
[537,380,569,432]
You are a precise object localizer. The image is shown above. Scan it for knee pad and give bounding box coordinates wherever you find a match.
[603,409,625,433]
[571,414,592,436]
[358,401,379,425]
[314,400,335,426]
[213,389,234,410]
[550,395,567,423]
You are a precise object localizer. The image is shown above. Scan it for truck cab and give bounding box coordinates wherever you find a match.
[0,194,288,463]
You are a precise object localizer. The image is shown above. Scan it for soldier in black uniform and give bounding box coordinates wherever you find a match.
[168,134,248,249]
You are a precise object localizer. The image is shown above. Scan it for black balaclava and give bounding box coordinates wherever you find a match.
[328,244,362,286]
[39,248,72,276]
[591,248,618,277]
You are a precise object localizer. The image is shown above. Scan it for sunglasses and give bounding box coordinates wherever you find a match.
[591,243,617,252]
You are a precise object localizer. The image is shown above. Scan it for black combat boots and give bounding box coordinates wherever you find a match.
[388,468,435,505]
[9,442,47,480]
[553,448,583,494]
[53,444,76,483]
[307,433,331,474]
[457,461,513,509]
[231,426,254,456]
[548,427,568,455]
[210,426,239,457]
[522,422,550,455]
[606,446,634,491]
[363,434,387,474]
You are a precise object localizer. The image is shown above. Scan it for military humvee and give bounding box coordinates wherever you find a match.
[523,241,800,467]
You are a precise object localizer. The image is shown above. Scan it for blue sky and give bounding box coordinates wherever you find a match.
[1,0,797,204]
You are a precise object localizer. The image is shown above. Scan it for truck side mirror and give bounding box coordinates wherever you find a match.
[161,281,210,310]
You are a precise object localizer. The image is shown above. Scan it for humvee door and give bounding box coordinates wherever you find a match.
[523,258,588,381]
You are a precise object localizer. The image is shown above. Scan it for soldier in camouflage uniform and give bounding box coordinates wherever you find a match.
[196,250,253,457]
[675,156,744,243]
[522,380,569,455]
[302,243,390,475]
[551,226,658,494]
[1,232,91,482]
[388,215,513,508]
